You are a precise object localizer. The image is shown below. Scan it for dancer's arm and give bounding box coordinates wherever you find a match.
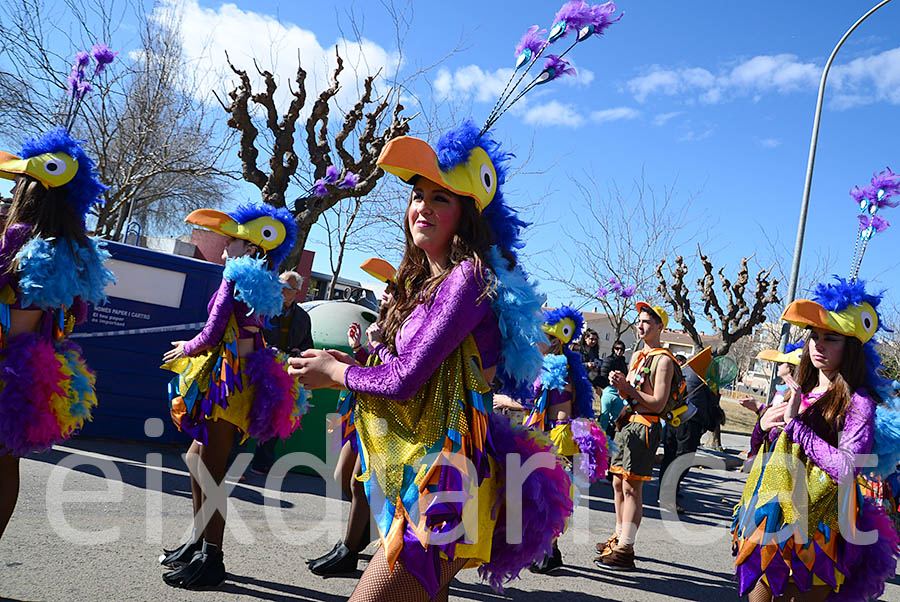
[182,279,235,356]
[343,262,491,400]
[784,391,875,483]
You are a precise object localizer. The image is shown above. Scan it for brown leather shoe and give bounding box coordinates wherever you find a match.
[594,545,635,571]
[595,535,618,555]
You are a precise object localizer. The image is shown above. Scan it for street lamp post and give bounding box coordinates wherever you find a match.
[768,0,894,398]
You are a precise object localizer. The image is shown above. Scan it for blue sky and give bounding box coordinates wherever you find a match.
[4,0,900,328]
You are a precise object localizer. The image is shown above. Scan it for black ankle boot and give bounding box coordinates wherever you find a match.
[162,541,225,589]
[309,542,358,576]
[159,538,203,567]
[306,539,343,568]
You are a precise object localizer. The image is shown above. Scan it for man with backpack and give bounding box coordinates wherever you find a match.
[596,302,683,571]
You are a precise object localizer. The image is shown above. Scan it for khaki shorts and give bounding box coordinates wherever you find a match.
[609,419,662,481]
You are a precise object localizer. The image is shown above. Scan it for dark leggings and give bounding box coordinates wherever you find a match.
[0,453,20,540]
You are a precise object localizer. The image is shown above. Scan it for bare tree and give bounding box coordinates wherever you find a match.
[655,245,780,357]
[218,47,411,269]
[539,170,706,339]
[0,0,234,238]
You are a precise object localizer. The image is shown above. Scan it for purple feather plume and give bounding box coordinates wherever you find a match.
[338,171,359,189]
[621,284,636,298]
[872,167,900,208]
[90,43,117,74]
[74,51,91,71]
[829,499,899,602]
[514,25,547,57]
[596,286,609,298]
[554,1,596,33]
[589,2,624,35]
[313,179,328,197]
[478,413,573,592]
[858,214,890,233]
[325,164,340,183]
[542,55,576,82]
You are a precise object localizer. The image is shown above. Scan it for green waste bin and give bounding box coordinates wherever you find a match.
[274,300,378,474]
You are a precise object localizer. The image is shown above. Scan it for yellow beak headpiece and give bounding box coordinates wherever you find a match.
[360,258,396,283]
[0,151,79,189]
[755,348,803,366]
[377,136,498,212]
[542,317,577,346]
[185,209,287,253]
[781,299,878,344]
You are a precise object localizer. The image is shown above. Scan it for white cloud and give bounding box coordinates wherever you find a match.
[433,65,513,102]
[153,0,399,115]
[653,111,682,126]
[626,48,900,109]
[590,107,640,123]
[523,101,584,127]
[757,137,781,148]
[678,128,714,143]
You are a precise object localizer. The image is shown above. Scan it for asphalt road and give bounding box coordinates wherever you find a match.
[2,432,898,601]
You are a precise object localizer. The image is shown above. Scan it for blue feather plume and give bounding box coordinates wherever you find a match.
[542,305,584,344]
[487,246,547,399]
[540,354,569,391]
[16,236,114,309]
[435,120,528,259]
[812,275,883,315]
[20,127,107,224]
[223,255,284,318]
[228,203,298,267]
[784,341,805,354]
[563,346,595,419]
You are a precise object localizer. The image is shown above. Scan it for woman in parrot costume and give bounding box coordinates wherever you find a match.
[0,126,115,541]
[516,305,610,573]
[292,3,623,598]
[733,278,900,602]
[158,203,309,589]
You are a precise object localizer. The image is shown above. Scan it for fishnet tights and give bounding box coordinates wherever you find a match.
[348,546,468,602]
[748,579,832,602]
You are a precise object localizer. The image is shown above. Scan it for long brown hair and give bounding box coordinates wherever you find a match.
[380,185,514,353]
[794,333,876,431]
[2,175,89,274]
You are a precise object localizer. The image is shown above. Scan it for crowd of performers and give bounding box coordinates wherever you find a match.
[2,2,900,601]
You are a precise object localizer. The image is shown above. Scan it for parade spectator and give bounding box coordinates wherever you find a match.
[597,340,628,440]
[574,328,603,388]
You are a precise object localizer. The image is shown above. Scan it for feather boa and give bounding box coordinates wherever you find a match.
[830,499,899,602]
[223,255,283,318]
[0,334,96,456]
[873,395,900,478]
[563,346,595,419]
[487,246,546,399]
[571,418,610,484]
[478,413,573,592]
[15,236,113,309]
[244,346,309,443]
[540,354,569,392]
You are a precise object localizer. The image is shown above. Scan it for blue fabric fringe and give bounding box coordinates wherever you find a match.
[223,255,284,318]
[563,346,596,419]
[16,236,114,309]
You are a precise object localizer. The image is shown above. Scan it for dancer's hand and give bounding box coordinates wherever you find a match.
[759,403,787,432]
[348,322,362,349]
[738,396,762,413]
[325,348,356,365]
[782,374,803,421]
[289,349,349,389]
[163,341,187,362]
[366,322,383,346]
